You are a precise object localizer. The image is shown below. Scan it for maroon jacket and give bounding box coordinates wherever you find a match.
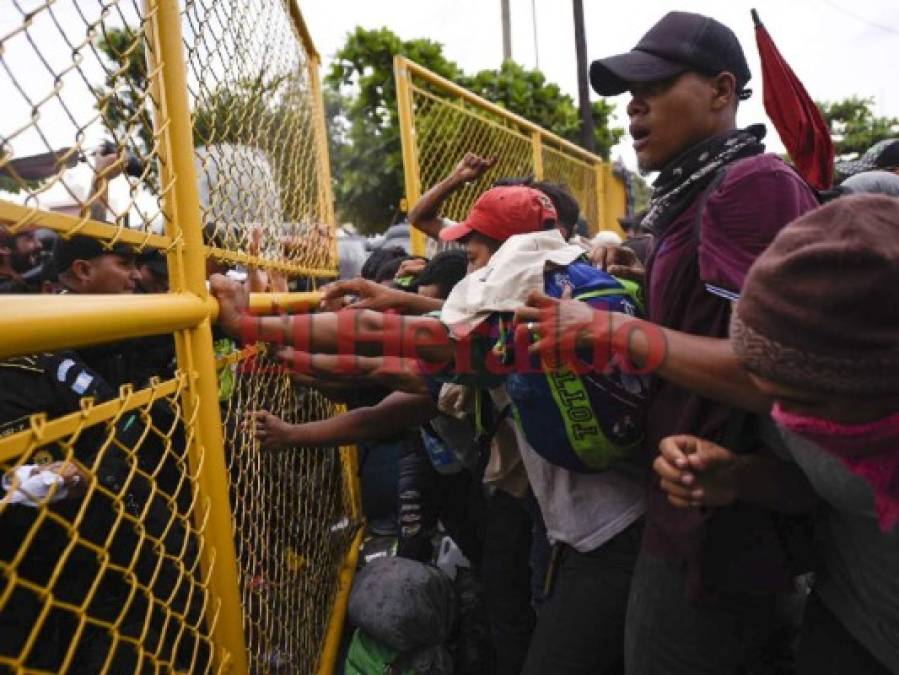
[642,153,819,599]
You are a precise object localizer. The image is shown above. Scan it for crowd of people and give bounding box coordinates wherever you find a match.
[2,8,899,675]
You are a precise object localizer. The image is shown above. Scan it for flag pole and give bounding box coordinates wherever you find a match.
[751,8,762,28]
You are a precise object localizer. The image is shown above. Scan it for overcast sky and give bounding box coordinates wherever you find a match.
[2,0,897,215]
[303,0,899,168]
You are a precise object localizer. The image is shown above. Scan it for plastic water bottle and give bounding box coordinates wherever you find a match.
[420,427,462,475]
[435,535,471,579]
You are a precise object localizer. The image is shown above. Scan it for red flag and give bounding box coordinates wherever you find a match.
[753,9,834,190]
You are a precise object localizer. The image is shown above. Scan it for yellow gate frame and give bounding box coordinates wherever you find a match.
[394,55,628,256]
[0,1,360,673]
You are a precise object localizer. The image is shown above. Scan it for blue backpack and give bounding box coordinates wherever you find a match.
[486,260,648,473]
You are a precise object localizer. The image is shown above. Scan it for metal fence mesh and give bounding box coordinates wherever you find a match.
[221,348,355,673]
[411,88,535,225]
[0,0,166,236]
[183,0,336,276]
[0,373,219,673]
[1,1,356,673]
[400,58,618,253]
[541,142,599,233]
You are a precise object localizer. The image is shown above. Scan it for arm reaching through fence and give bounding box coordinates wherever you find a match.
[276,349,431,396]
[248,391,438,451]
[321,277,443,314]
[210,274,456,363]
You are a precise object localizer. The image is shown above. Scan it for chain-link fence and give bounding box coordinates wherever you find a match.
[1,1,358,673]
[394,55,627,256]
[222,348,358,674]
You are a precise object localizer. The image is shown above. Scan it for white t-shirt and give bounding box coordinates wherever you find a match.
[490,388,646,553]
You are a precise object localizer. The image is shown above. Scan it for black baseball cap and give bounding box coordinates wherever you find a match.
[590,12,752,99]
[53,235,135,273]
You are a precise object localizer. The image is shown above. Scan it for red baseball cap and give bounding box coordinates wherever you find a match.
[439,186,558,242]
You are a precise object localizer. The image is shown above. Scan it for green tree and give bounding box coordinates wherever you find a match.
[818,96,899,159]
[462,61,621,158]
[94,27,157,188]
[325,28,463,232]
[326,26,623,232]
[94,28,319,221]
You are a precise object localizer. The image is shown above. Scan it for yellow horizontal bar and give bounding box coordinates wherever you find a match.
[248,291,322,314]
[0,199,173,252]
[540,141,596,171]
[397,56,604,166]
[0,292,216,360]
[206,246,336,279]
[0,375,183,464]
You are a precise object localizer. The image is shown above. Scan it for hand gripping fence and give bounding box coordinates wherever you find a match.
[393,55,629,257]
[0,1,361,673]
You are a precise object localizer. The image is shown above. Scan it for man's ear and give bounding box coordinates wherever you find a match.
[710,72,738,111]
[70,259,93,284]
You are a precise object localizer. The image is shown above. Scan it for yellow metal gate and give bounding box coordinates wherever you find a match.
[393,55,628,256]
[0,1,360,672]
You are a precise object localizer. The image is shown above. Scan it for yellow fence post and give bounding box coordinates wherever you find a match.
[147,1,249,671]
[394,55,426,257]
[308,49,338,266]
[531,131,544,180]
[601,163,627,236]
[595,161,607,230]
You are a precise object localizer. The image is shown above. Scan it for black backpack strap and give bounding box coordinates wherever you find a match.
[472,390,512,479]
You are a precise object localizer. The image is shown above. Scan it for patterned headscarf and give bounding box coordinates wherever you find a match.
[642,124,766,234]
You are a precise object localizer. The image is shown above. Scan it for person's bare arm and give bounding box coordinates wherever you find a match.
[211,274,455,363]
[249,391,438,450]
[278,349,431,396]
[408,153,496,240]
[322,278,444,314]
[515,292,771,414]
[623,320,770,414]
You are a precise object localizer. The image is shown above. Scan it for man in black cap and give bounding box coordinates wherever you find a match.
[54,234,140,295]
[519,11,822,674]
[135,248,169,293]
[53,235,174,389]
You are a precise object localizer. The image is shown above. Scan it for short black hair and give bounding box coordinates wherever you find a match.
[490,176,581,236]
[532,181,580,235]
[491,174,536,187]
[373,254,427,285]
[414,249,468,299]
[361,245,407,281]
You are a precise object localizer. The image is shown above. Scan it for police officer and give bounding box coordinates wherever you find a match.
[0,351,135,671]
[52,235,176,389]
[0,225,43,293]
[0,349,200,671]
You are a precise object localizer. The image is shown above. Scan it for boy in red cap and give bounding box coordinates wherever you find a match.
[438,185,559,271]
